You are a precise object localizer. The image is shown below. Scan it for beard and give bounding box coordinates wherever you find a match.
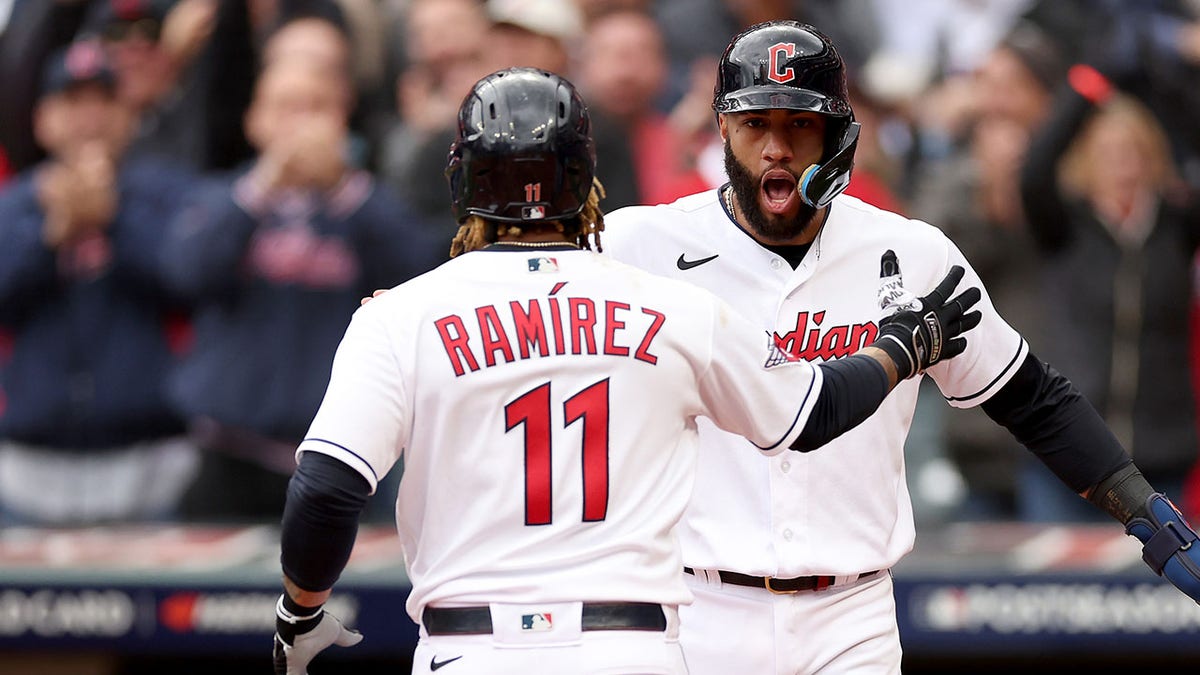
[724,141,819,243]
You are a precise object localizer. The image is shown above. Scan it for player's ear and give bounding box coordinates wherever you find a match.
[717,113,729,142]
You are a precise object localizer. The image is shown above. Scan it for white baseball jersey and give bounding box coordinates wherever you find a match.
[603,190,1028,577]
[296,246,830,623]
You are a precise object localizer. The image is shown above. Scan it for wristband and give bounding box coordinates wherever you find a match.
[277,594,323,624]
[874,333,916,381]
[1088,463,1155,524]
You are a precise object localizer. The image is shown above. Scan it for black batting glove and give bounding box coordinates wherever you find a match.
[874,265,982,380]
[273,594,363,675]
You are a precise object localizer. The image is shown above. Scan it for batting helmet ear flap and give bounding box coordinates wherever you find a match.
[799,121,859,208]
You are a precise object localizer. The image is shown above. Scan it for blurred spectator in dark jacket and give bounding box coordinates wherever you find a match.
[260,0,391,170]
[576,7,705,207]
[905,20,1065,520]
[380,0,585,226]
[1022,0,1200,178]
[379,0,491,225]
[0,0,257,174]
[325,0,391,165]
[81,0,228,168]
[162,57,441,522]
[1018,76,1200,521]
[912,21,1062,338]
[576,8,699,208]
[0,41,199,525]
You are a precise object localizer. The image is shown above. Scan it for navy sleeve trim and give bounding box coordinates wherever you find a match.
[302,437,380,484]
[753,365,819,452]
[945,334,1026,404]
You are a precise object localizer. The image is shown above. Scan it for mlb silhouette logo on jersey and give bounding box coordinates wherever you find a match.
[528,257,559,273]
[521,613,553,631]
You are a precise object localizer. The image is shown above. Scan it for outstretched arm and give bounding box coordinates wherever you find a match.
[983,353,1200,603]
[275,453,371,674]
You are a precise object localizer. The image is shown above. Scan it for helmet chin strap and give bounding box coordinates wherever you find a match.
[798,122,861,209]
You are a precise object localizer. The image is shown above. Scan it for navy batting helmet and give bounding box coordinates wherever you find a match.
[446,67,596,224]
[713,21,860,209]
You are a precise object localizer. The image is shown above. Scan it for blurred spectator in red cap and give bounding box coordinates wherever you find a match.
[0,39,200,525]
[30,38,127,246]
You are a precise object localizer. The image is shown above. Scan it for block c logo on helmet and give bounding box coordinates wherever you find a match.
[767,43,797,83]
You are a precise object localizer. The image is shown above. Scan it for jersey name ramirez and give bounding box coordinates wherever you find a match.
[434,297,666,376]
[773,310,878,362]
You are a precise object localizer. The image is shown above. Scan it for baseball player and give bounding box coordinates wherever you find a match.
[271,67,982,675]
[600,20,1200,675]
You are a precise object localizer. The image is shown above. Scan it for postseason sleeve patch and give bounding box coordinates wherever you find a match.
[765,333,803,368]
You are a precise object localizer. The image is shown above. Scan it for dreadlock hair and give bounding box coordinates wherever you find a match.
[449,178,607,258]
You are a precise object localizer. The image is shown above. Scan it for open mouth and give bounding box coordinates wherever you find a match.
[760,169,798,215]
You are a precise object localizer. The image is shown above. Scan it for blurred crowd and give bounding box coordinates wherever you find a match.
[1,0,1199,527]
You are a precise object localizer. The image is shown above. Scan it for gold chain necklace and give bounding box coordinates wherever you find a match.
[487,241,580,249]
[722,185,737,221]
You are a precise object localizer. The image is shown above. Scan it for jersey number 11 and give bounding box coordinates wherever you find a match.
[505,379,610,526]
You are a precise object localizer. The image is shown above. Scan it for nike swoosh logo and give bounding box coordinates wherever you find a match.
[431,655,463,671]
[677,253,719,270]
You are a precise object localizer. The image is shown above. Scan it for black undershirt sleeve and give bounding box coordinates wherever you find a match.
[791,354,890,452]
[981,352,1131,493]
[280,452,372,592]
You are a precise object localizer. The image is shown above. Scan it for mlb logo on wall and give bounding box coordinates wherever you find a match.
[528,257,559,273]
[521,613,553,631]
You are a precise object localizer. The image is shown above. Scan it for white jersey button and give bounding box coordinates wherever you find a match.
[782,528,793,541]
[780,460,791,473]
[770,259,783,270]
